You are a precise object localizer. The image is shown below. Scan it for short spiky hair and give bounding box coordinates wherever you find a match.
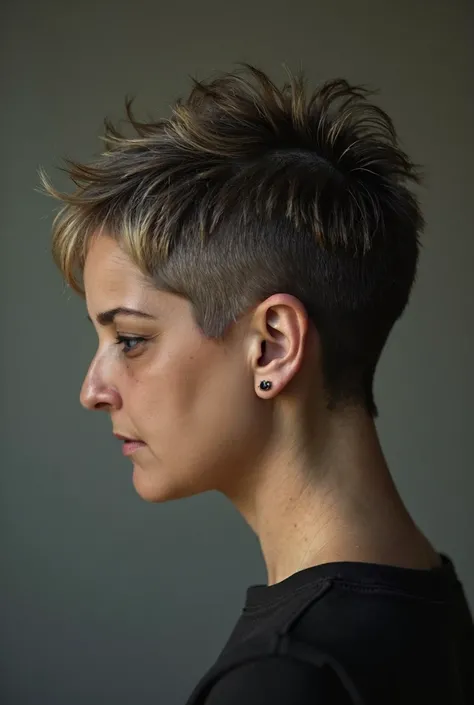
[43,64,423,417]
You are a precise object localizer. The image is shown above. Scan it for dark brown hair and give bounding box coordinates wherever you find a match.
[42,64,424,416]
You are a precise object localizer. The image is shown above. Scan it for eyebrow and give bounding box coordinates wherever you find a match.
[87,307,156,326]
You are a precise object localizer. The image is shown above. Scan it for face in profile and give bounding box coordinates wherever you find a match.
[81,235,266,502]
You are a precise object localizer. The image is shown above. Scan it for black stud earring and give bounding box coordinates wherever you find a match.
[259,380,272,391]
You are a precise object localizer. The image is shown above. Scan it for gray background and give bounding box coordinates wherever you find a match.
[1,1,472,703]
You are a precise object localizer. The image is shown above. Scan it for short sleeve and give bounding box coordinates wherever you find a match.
[203,655,352,704]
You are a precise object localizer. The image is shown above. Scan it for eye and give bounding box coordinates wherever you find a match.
[115,335,146,355]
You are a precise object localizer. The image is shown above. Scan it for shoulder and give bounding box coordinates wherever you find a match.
[203,655,350,704]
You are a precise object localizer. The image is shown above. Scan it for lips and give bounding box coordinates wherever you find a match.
[114,433,146,456]
[121,440,146,456]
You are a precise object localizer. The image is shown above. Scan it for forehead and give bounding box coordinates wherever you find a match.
[82,234,190,324]
[83,235,163,319]
[83,235,149,294]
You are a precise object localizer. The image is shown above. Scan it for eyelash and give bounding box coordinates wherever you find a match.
[115,335,147,355]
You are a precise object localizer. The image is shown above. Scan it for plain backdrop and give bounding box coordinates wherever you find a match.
[1,1,473,703]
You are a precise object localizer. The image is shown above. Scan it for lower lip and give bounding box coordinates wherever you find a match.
[122,441,146,456]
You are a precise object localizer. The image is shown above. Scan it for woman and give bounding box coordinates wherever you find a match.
[44,65,473,704]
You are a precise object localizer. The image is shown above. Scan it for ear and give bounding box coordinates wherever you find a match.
[249,294,310,398]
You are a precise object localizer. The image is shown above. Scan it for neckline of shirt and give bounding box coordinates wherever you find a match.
[245,553,459,610]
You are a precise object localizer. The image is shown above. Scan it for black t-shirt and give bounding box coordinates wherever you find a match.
[185,554,474,704]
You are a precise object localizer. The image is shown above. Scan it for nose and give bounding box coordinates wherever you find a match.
[80,356,122,412]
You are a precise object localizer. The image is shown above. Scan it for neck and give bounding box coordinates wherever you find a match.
[223,408,439,586]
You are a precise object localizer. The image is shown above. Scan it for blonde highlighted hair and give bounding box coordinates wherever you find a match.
[42,64,423,416]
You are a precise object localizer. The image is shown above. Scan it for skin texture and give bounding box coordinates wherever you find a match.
[82,235,440,585]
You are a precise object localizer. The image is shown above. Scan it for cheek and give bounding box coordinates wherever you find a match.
[132,350,264,492]
[127,348,219,436]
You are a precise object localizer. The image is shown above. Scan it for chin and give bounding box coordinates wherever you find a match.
[131,462,207,503]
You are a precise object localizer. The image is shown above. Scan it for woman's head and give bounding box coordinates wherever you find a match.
[80,234,312,502]
[44,65,423,501]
